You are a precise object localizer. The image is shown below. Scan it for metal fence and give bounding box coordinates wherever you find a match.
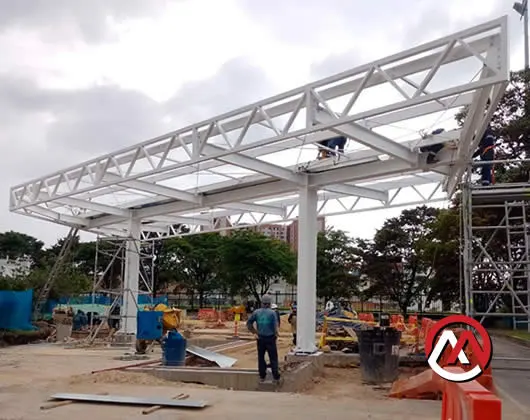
[165,292,445,313]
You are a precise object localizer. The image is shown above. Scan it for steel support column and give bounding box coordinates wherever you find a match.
[120,218,141,335]
[295,186,318,354]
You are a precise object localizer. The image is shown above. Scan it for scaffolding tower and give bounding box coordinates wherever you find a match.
[87,235,161,341]
[462,162,530,331]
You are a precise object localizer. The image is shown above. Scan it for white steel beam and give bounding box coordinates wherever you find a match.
[201,144,306,184]
[323,184,388,202]
[104,173,201,204]
[120,218,141,335]
[221,202,286,216]
[295,186,318,354]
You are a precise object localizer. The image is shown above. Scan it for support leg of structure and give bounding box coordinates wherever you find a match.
[295,186,318,354]
[120,218,141,335]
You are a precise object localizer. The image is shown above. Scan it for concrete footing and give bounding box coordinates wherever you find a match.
[131,361,317,393]
[111,333,135,347]
[131,351,324,393]
[285,351,426,368]
[284,351,325,373]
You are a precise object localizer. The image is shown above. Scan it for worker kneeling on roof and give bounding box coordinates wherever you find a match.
[246,294,281,385]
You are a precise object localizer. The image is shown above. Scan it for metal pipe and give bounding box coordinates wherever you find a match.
[523,0,529,70]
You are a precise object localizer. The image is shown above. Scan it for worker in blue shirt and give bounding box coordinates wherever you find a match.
[246,294,281,384]
[473,125,495,185]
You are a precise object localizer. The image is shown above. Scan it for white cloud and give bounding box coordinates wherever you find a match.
[0,0,524,245]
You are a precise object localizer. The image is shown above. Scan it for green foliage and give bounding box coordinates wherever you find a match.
[422,208,460,309]
[456,69,530,182]
[0,231,44,264]
[316,229,362,301]
[221,230,296,304]
[159,233,223,307]
[361,206,439,316]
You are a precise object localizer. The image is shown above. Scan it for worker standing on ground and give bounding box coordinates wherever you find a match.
[473,125,495,185]
[287,304,297,346]
[246,294,281,384]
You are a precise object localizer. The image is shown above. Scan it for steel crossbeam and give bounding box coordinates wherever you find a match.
[9,16,509,240]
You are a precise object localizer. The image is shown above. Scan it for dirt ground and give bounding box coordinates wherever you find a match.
[0,339,446,420]
[219,336,294,369]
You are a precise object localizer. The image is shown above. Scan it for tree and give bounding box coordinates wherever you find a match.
[421,208,461,310]
[0,231,44,264]
[159,233,222,308]
[361,206,439,317]
[456,69,530,182]
[221,230,296,304]
[316,229,362,302]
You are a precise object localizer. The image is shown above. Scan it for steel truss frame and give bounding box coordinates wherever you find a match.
[8,17,510,348]
[9,17,508,240]
[462,167,530,331]
[87,234,158,338]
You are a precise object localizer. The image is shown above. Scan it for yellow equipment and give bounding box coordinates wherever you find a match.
[135,303,182,354]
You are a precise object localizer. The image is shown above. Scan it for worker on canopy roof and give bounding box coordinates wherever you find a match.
[420,128,446,164]
[473,125,495,185]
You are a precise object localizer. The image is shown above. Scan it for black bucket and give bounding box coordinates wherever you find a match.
[358,327,401,384]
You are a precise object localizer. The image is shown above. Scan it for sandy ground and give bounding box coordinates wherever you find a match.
[219,336,294,369]
[0,340,446,420]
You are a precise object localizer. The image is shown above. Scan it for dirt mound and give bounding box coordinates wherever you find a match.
[0,326,53,346]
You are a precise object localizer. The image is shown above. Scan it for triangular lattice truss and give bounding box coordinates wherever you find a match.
[9,17,509,240]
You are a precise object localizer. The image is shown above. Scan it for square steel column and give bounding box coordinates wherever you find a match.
[120,218,141,334]
[295,186,318,354]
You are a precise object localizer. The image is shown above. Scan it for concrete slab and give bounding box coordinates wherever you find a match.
[284,351,325,373]
[287,351,427,369]
[131,360,317,393]
[321,352,360,368]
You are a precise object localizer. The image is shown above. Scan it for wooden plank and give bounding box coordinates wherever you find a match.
[50,393,207,409]
[142,393,189,415]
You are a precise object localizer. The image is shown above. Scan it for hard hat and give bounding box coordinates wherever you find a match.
[261,294,272,305]
[271,303,278,309]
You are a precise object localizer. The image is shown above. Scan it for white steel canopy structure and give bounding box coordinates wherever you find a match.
[9,17,509,352]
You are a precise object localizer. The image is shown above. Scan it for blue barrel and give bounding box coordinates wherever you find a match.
[162,331,187,366]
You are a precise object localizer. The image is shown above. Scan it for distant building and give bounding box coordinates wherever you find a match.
[287,217,326,251]
[0,257,32,278]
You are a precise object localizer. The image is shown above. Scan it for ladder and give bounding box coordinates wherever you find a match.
[33,227,79,320]
[504,202,530,329]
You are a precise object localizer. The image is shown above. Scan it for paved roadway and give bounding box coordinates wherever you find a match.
[490,335,530,417]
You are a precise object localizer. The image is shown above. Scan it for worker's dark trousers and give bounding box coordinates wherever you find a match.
[292,333,297,346]
[327,136,347,155]
[257,335,280,380]
[480,149,494,185]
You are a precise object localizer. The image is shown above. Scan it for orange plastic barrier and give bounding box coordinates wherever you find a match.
[359,313,375,322]
[198,308,217,321]
[390,369,443,399]
[441,367,501,420]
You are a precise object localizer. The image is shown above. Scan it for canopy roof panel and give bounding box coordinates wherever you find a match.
[9,16,510,240]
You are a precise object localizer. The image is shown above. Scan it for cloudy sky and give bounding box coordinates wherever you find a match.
[0,0,525,246]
